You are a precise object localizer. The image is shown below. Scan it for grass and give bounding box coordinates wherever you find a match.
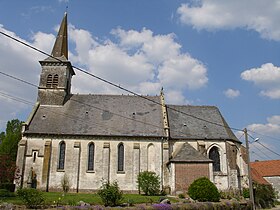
[0,192,175,206]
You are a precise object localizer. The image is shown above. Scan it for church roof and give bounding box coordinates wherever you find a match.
[25,94,165,137]
[51,12,68,59]
[167,105,239,141]
[170,142,212,163]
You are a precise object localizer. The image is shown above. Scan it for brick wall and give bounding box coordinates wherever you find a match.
[175,163,209,192]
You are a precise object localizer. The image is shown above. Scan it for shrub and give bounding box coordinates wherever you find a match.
[97,180,123,206]
[61,173,71,193]
[137,171,160,196]
[17,188,45,208]
[0,183,15,192]
[178,193,185,199]
[188,177,220,202]
[254,183,276,209]
[242,188,250,198]
[0,189,15,197]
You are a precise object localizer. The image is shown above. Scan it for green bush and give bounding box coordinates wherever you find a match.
[188,177,220,202]
[242,188,250,198]
[137,171,160,196]
[0,183,15,192]
[17,188,45,208]
[0,189,15,197]
[254,183,276,209]
[97,180,123,206]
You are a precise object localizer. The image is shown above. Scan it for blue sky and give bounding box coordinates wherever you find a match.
[0,0,279,161]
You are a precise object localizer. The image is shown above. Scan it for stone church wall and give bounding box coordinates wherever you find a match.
[20,136,164,192]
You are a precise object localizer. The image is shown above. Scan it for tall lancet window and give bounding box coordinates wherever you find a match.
[58,141,66,170]
[52,74,59,88]
[46,74,53,88]
[118,143,124,172]
[88,143,95,171]
[209,146,221,172]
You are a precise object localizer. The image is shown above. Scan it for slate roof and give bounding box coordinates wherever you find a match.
[251,160,280,177]
[170,142,212,163]
[25,94,164,137]
[167,105,239,141]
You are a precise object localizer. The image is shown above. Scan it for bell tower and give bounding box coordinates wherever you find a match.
[37,13,75,106]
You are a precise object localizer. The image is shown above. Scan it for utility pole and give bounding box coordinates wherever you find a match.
[244,128,255,209]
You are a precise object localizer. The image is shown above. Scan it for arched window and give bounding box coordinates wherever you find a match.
[52,74,59,88]
[118,143,124,171]
[209,146,221,172]
[147,144,155,172]
[46,74,53,88]
[58,141,66,170]
[88,143,95,171]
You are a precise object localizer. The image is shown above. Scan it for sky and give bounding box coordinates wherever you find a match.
[0,0,279,161]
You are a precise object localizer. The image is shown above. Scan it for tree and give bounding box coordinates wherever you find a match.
[0,119,22,161]
[137,171,160,195]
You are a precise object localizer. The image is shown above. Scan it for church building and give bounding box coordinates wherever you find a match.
[16,13,248,194]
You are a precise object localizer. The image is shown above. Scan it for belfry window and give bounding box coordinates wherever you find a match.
[52,74,59,88]
[58,141,66,170]
[118,143,124,172]
[46,74,53,88]
[209,146,221,172]
[88,143,95,171]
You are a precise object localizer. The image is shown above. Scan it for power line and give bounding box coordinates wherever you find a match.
[250,143,273,159]
[0,91,34,105]
[254,141,280,157]
[0,30,243,133]
[0,70,165,133]
[0,91,124,134]
[1,69,213,139]
[247,132,280,158]
[248,129,280,142]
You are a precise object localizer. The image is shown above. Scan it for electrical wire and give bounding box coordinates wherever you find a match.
[250,143,273,159]
[248,129,280,142]
[247,132,280,158]
[254,141,280,157]
[0,30,243,133]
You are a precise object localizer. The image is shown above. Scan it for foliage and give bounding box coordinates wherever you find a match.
[0,155,16,184]
[0,183,15,192]
[0,189,15,197]
[137,171,160,196]
[97,180,123,206]
[61,173,71,193]
[0,119,22,161]
[254,183,276,209]
[178,193,185,199]
[242,188,250,198]
[188,177,220,202]
[17,188,45,208]
[220,188,241,200]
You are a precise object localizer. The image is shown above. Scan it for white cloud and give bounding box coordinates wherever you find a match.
[0,24,208,130]
[224,88,240,99]
[0,25,55,130]
[245,115,280,141]
[177,0,280,41]
[238,115,280,160]
[241,63,280,99]
[69,26,208,103]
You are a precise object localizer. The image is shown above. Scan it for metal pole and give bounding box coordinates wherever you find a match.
[244,128,255,209]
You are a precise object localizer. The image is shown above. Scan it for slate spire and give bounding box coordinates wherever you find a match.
[51,12,68,59]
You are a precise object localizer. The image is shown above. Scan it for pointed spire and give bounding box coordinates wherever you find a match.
[51,12,68,59]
